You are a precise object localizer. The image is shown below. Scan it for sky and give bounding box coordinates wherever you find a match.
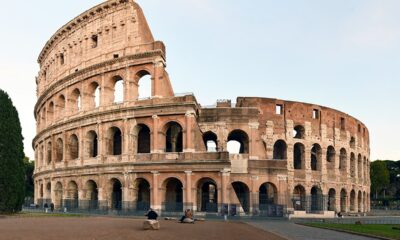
[0,0,399,161]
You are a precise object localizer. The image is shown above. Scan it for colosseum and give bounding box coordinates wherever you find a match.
[33,0,370,217]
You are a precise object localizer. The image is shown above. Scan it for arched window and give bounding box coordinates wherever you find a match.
[69,134,79,160]
[293,125,305,139]
[227,130,249,154]
[137,125,151,153]
[112,76,124,103]
[339,148,347,171]
[86,131,98,158]
[273,140,287,160]
[108,127,122,156]
[293,143,305,169]
[136,70,152,99]
[56,138,63,162]
[311,144,322,171]
[203,131,218,152]
[165,122,183,153]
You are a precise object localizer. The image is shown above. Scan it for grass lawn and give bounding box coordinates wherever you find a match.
[304,223,400,240]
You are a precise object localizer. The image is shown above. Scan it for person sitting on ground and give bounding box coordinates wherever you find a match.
[145,208,158,220]
[179,209,194,223]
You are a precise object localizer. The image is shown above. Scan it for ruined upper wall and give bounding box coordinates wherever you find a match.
[36,0,162,96]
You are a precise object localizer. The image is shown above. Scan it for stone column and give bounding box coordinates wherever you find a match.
[151,171,160,212]
[184,171,193,210]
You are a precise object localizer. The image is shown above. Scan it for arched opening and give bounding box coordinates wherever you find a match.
[136,70,152,99]
[227,130,249,154]
[293,185,306,211]
[203,131,218,152]
[85,180,98,210]
[350,153,356,178]
[71,88,81,112]
[339,148,347,171]
[86,131,98,158]
[68,134,79,160]
[47,102,54,123]
[358,190,362,212]
[135,178,150,211]
[164,178,183,212]
[358,154,362,179]
[165,122,183,153]
[57,95,66,118]
[293,125,305,139]
[46,141,52,165]
[310,186,323,212]
[293,143,305,170]
[197,178,218,212]
[56,138,63,162]
[111,178,122,210]
[340,189,347,212]
[259,182,278,210]
[231,182,250,214]
[328,189,336,211]
[311,144,322,171]
[107,127,122,156]
[88,82,101,108]
[112,76,124,103]
[66,181,78,210]
[350,190,356,212]
[54,182,63,209]
[326,146,335,169]
[137,125,151,154]
[273,140,287,160]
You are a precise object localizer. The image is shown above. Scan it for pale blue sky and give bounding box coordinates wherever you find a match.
[0,0,399,160]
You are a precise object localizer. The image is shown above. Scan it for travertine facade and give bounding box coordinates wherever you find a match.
[33,0,370,216]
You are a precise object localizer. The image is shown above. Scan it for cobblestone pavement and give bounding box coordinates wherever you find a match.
[247,220,379,240]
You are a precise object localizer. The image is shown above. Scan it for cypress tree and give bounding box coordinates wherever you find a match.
[0,89,25,213]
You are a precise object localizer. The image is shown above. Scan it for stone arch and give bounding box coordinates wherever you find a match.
[310,186,323,212]
[87,81,101,108]
[164,122,183,153]
[203,131,218,152]
[54,182,63,209]
[293,125,305,139]
[162,177,183,212]
[327,188,336,211]
[55,138,63,162]
[133,124,151,154]
[85,130,98,158]
[293,185,306,210]
[311,144,322,171]
[259,182,278,210]
[85,180,98,210]
[340,189,347,212]
[326,146,335,170]
[70,88,81,113]
[273,140,287,160]
[107,126,122,156]
[350,153,356,178]
[197,178,218,212]
[294,143,305,170]
[66,181,78,210]
[134,178,151,211]
[68,134,79,160]
[227,130,249,154]
[135,70,152,99]
[339,148,347,171]
[231,181,250,214]
[350,189,356,212]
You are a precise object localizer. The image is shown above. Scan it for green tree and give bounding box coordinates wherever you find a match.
[0,89,25,213]
[370,161,390,199]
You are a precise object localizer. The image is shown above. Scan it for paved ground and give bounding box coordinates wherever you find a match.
[0,216,285,240]
[247,220,379,240]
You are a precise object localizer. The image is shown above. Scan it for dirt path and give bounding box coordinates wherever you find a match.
[0,216,286,240]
